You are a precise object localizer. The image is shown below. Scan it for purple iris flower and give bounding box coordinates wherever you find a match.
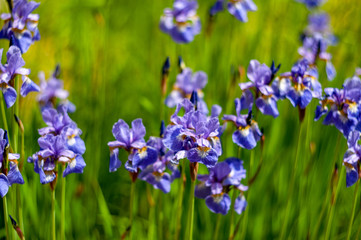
[239,60,280,118]
[37,65,75,112]
[0,46,39,108]
[194,158,248,215]
[165,66,209,114]
[0,129,24,197]
[108,118,158,173]
[280,59,321,109]
[299,13,337,81]
[138,135,180,193]
[163,99,222,168]
[28,106,86,183]
[160,0,201,44]
[343,131,361,187]
[298,36,336,81]
[0,0,40,53]
[28,134,85,183]
[210,0,257,22]
[296,0,326,9]
[314,74,361,138]
[223,98,262,150]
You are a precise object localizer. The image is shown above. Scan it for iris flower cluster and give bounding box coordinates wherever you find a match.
[210,0,257,22]
[239,60,281,118]
[27,106,86,185]
[0,0,40,53]
[160,0,201,44]
[37,65,76,112]
[314,73,361,138]
[0,46,39,108]
[108,119,180,192]
[165,60,209,114]
[138,123,180,193]
[0,129,24,198]
[298,13,336,81]
[194,158,247,215]
[163,98,222,168]
[223,98,262,150]
[274,59,321,110]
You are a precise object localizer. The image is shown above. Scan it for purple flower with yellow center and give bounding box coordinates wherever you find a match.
[0,46,39,108]
[314,75,361,137]
[194,158,248,215]
[0,129,24,197]
[343,131,361,187]
[223,98,262,150]
[138,135,180,193]
[28,134,85,184]
[37,106,85,154]
[299,13,337,81]
[210,0,257,22]
[239,60,280,118]
[37,65,75,112]
[160,0,201,44]
[280,59,321,109]
[165,66,209,114]
[298,36,336,81]
[163,99,222,168]
[0,0,40,53]
[108,118,157,173]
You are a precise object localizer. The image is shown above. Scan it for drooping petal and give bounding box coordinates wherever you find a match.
[0,174,10,197]
[234,195,247,214]
[7,162,24,185]
[2,86,17,108]
[255,97,279,118]
[63,155,86,177]
[194,182,212,199]
[20,76,40,96]
[187,146,218,168]
[109,148,121,172]
[205,193,231,215]
[232,127,257,150]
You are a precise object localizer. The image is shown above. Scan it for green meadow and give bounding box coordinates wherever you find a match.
[1,0,361,239]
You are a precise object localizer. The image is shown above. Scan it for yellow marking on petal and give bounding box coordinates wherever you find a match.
[344,162,354,169]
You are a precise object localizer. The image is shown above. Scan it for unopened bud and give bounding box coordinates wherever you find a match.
[14,114,24,133]
[190,162,198,182]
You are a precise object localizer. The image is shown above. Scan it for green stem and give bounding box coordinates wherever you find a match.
[240,148,254,240]
[213,214,221,240]
[280,122,303,239]
[129,181,135,239]
[346,180,359,240]
[60,171,66,240]
[187,179,195,240]
[228,190,237,240]
[3,196,10,240]
[324,167,345,239]
[0,98,11,146]
[174,161,185,240]
[51,189,56,240]
[147,186,156,240]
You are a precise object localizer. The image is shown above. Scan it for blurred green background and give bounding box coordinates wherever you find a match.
[1,0,361,239]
